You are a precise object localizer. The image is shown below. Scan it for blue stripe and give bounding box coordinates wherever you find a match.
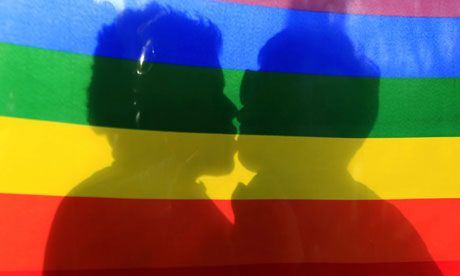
[0,0,459,77]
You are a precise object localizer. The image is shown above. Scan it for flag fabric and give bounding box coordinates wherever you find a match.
[1,0,460,275]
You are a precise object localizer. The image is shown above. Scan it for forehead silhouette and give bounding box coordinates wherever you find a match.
[87,3,236,134]
[240,28,379,138]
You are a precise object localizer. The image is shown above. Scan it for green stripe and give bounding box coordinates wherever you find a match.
[1,42,459,138]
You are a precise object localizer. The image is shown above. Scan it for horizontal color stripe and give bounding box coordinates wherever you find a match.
[214,0,460,17]
[4,261,460,275]
[1,0,460,77]
[2,43,460,138]
[1,193,458,270]
[2,116,460,200]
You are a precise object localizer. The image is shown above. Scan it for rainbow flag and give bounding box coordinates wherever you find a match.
[1,0,460,274]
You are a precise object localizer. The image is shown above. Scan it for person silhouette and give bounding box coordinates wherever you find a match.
[44,3,237,274]
[231,1,442,275]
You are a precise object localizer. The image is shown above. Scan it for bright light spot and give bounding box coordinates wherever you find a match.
[137,40,152,75]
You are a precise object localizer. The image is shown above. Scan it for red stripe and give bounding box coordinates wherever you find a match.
[213,0,460,17]
[0,193,459,272]
[3,262,460,276]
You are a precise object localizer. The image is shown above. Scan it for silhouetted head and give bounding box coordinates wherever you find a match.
[238,27,379,172]
[87,3,237,174]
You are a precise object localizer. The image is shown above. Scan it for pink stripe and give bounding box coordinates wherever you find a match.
[213,0,460,17]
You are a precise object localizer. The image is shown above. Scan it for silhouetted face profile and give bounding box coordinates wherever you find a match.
[44,4,237,273]
[238,28,379,173]
[88,5,237,176]
[232,8,441,274]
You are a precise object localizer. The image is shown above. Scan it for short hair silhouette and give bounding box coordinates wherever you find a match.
[88,3,236,135]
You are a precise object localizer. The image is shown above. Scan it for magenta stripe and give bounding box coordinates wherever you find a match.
[213,0,460,17]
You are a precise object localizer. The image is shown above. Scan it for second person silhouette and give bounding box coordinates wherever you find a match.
[232,4,442,275]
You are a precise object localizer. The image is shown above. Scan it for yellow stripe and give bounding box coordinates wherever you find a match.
[1,116,459,200]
